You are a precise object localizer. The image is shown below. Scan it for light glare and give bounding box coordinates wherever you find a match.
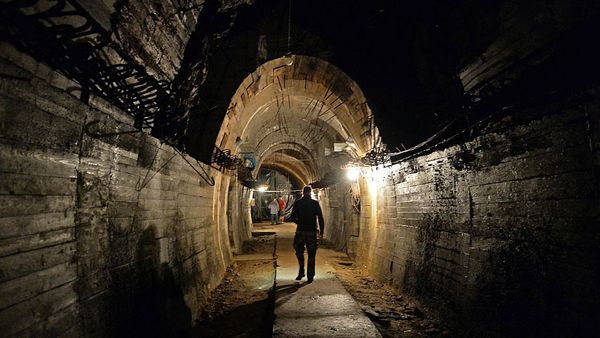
[346,167,360,181]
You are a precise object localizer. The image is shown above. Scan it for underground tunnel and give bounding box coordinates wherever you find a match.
[0,0,599,337]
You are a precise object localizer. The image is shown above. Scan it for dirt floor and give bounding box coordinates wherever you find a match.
[331,262,449,337]
[193,230,447,337]
[192,234,276,338]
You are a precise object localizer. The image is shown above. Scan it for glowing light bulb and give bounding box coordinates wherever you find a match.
[346,167,360,181]
[257,185,269,192]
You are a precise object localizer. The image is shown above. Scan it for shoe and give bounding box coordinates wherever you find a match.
[307,277,314,283]
[295,274,304,281]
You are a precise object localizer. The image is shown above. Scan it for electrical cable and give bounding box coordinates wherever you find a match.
[388,112,496,165]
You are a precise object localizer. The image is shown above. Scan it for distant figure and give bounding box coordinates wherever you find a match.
[268,198,279,225]
[290,186,324,283]
[277,196,286,224]
[249,198,258,221]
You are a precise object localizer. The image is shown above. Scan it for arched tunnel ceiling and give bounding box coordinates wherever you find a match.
[243,96,349,149]
[157,0,600,163]
[261,151,315,187]
[164,0,507,161]
[215,55,376,183]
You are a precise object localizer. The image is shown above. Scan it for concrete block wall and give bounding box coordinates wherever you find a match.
[226,178,253,254]
[321,182,356,254]
[0,43,241,336]
[343,92,600,336]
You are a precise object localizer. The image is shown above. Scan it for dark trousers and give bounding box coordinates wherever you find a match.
[293,231,318,278]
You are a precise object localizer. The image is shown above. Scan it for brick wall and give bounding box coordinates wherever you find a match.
[336,92,600,336]
[0,43,244,336]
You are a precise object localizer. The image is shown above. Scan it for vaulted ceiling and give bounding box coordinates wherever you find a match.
[215,55,375,184]
[161,0,599,163]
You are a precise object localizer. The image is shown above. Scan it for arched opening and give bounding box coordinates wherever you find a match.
[215,55,380,240]
[216,55,380,160]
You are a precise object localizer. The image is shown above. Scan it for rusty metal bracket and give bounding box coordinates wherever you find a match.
[173,147,215,186]
[1,0,172,129]
[135,147,177,192]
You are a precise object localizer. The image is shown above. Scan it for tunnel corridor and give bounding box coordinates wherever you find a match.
[1,1,600,337]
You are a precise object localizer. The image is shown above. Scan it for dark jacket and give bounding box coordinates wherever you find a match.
[290,195,324,234]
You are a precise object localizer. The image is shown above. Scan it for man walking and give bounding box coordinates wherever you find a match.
[290,186,324,283]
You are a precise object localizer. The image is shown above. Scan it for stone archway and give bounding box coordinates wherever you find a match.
[216,55,381,178]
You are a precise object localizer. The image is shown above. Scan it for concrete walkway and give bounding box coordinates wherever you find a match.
[255,223,381,338]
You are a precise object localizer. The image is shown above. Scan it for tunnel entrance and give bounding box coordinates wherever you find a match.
[192,55,404,336]
[250,167,298,223]
[213,55,382,245]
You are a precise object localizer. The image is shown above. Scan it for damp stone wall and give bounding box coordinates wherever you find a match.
[0,42,238,337]
[348,90,600,336]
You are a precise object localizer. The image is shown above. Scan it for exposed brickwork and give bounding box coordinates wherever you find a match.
[326,93,600,336]
[0,43,246,336]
